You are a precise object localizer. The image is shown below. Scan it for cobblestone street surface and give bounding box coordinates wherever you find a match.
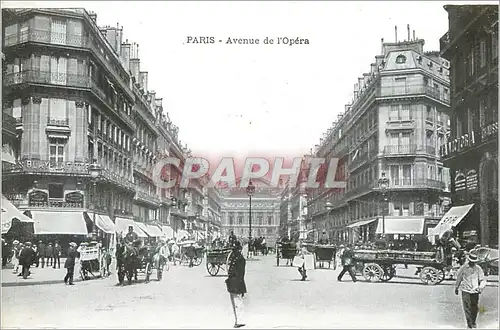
[2,256,499,329]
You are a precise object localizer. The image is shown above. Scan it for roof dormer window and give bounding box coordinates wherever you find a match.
[396,54,407,64]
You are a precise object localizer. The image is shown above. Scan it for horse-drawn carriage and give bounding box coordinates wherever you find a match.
[313,244,337,269]
[276,242,297,266]
[178,240,204,267]
[116,242,168,285]
[206,248,232,276]
[79,244,109,280]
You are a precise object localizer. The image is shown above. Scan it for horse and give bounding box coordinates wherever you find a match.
[115,235,140,285]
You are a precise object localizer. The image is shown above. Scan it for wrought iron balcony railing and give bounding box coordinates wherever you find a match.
[383,145,417,156]
[4,29,132,97]
[376,85,450,104]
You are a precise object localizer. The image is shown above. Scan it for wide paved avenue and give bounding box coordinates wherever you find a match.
[2,255,499,329]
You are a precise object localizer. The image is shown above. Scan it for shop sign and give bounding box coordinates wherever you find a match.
[4,160,89,174]
[28,190,49,206]
[454,172,466,192]
[463,230,478,237]
[65,191,84,204]
[466,169,478,192]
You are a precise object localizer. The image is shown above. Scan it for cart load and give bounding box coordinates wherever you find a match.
[353,249,446,285]
[206,248,232,276]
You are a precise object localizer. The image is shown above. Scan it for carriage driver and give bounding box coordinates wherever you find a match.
[125,226,142,248]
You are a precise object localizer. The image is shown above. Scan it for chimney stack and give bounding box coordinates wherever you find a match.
[407,24,410,42]
[395,26,398,42]
[89,12,97,22]
[381,38,384,54]
[413,30,416,41]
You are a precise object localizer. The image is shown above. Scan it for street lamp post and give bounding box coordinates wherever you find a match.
[246,180,256,244]
[378,172,390,240]
[195,212,200,241]
[88,159,102,238]
[325,201,332,243]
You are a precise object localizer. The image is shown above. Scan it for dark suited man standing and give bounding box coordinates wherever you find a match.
[18,242,34,279]
[37,240,46,268]
[53,242,62,269]
[226,240,247,328]
[337,244,357,282]
[46,243,53,267]
[64,242,79,285]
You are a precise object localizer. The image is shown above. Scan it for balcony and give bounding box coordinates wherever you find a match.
[100,168,135,191]
[383,145,417,156]
[389,178,445,190]
[135,190,161,206]
[4,29,133,99]
[3,70,135,130]
[376,85,450,104]
[4,70,90,88]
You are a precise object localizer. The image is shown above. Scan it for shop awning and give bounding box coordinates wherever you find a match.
[162,225,174,239]
[96,214,115,234]
[2,195,34,234]
[346,218,377,228]
[135,222,164,237]
[145,224,163,237]
[115,217,147,238]
[33,211,88,235]
[431,204,475,238]
[376,218,425,235]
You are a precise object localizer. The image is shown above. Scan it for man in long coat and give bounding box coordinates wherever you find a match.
[37,240,46,268]
[64,242,79,285]
[18,242,34,279]
[226,240,247,328]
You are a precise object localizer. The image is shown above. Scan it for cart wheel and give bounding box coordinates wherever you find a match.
[420,266,441,285]
[207,262,220,276]
[193,256,203,267]
[380,265,396,282]
[145,262,152,283]
[436,268,445,284]
[164,261,171,272]
[363,263,384,282]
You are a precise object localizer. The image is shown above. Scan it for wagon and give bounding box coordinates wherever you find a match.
[314,245,337,269]
[353,249,447,285]
[276,242,297,267]
[79,245,108,280]
[206,248,232,276]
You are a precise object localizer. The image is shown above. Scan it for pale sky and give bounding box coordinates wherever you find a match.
[3,1,495,158]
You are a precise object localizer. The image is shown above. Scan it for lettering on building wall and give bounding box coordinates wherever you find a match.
[4,160,90,174]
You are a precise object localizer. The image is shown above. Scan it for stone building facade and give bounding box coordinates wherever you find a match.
[439,5,498,247]
[307,36,452,244]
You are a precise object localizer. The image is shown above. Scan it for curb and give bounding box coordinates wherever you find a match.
[2,277,83,287]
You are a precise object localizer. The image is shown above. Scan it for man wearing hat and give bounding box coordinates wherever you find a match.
[18,242,34,279]
[1,238,9,267]
[64,242,79,285]
[37,240,46,268]
[125,225,140,245]
[225,240,247,328]
[337,244,357,282]
[455,252,487,329]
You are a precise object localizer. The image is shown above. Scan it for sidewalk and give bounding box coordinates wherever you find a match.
[2,258,118,287]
